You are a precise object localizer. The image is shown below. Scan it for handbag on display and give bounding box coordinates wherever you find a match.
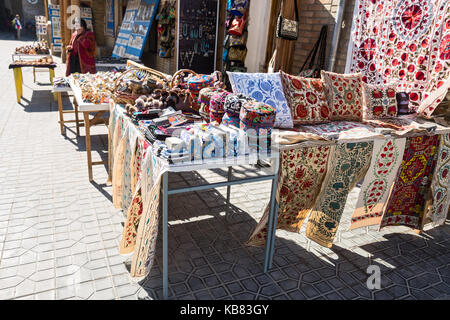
[228,47,247,62]
[298,25,328,78]
[230,0,248,16]
[229,32,248,47]
[276,0,299,40]
[229,13,247,36]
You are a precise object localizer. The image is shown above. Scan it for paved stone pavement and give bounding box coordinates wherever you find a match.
[0,33,449,300]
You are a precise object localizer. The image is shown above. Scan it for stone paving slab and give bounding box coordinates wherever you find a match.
[0,33,449,300]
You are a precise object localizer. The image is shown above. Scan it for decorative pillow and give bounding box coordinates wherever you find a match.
[279,71,331,125]
[362,83,398,119]
[321,71,364,121]
[227,71,294,128]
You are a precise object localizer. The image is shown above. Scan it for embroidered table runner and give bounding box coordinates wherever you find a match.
[246,146,331,247]
[349,138,406,230]
[428,133,450,227]
[379,135,440,230]
[306,142,373,248]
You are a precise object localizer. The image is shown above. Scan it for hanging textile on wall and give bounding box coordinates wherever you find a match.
[246,145,331,247]
[428,133,450,227]
[379,135,440,230]
[306,142,373,248]
[348,0,450,115]
[349,138,406,230]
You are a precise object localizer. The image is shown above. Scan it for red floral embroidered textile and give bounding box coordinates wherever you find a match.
[379,135,440,230]
[246,146,331,247]
[321,71,364,121]
[279,71,331,125]
[349,0,450,116]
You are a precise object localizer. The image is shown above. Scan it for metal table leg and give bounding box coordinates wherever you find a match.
[225,167,232,218]
[162,172,169,300]
[264,174,278,272]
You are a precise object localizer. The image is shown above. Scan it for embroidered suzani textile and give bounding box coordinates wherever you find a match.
[427,133,450,227]
[379,135,440,230]
[306,142,373,248]
[247,146,331,247]
[349,0,450,116]
[349,138,406,230]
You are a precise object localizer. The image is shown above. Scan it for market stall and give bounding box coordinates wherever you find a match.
[10,42,56,103]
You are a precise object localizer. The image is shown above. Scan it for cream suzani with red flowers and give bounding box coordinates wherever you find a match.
[363,83,398,119]
[321,71,364,121]
[280,71,331,124]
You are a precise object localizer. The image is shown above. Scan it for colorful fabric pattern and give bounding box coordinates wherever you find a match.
[239,100,276,133]
[363,83,398,119]
[222,113,240,128]
[306,142,373,248]
[349,0,450,115]
[120,186,143,254]
[379,135,440,230]
[247,146,331,247]
[224,93,253,117]
[321,71,364,121]
[429,133,450,227]
[227,71,294,128]
[112,125,128,209]
[349,138,406,230]
[280,71,331,124]
[130,153,166,278]
[198,87,225,120]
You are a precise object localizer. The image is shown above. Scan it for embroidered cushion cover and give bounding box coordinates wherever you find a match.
[279,71,331,124]
[321,71,364,121]
[227,71,294,128]
[363,83,398,119]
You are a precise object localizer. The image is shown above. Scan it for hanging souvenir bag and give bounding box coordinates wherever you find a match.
[298,25,328,78]
[276,0,299,40]
[229,12,247,36]
[230,0,248,16]
[228,47,247,62]
[229,32,248,47]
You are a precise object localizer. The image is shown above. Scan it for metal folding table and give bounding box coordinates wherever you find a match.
[114,105,281,300]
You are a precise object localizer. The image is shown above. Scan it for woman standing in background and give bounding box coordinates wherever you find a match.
[65,19,97,76]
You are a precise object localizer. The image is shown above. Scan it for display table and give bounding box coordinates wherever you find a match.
[68,77,110,181]
[9,63,56,103]
[51,85,85,136]
[111,104,280,300]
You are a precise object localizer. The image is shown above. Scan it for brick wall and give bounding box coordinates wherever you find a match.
[290,0,356,74]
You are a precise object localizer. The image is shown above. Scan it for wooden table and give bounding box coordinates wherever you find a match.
[9,64,56,103]
[52,86,84,136]
[69,78,110,181]
[10,54,57,103]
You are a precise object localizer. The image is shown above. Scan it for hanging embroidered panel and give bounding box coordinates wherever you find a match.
[130,152,167,278]
[379,135,440,230]
[349,0,450,115]
[120,184,143,254]
[427,133,450,227]
[306,142,373,248]
[349,138,406,230]
[112,125,128,209]
[246,146,331,247]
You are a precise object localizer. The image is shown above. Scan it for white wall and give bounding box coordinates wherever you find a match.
[245,0,272,72]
